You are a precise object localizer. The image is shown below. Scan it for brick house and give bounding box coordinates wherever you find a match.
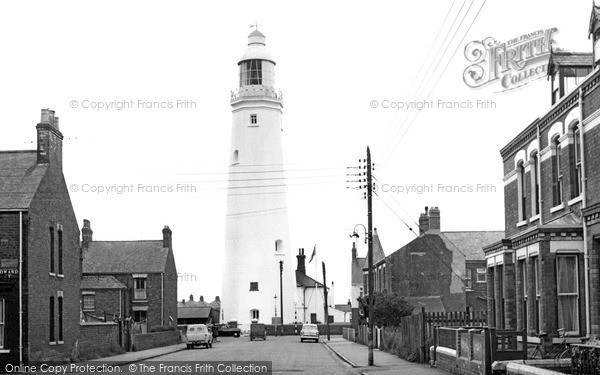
[370,207,503,312]
[81,221,177,333]
[484,11,600,339]
[80,275,127,321]
[0,109,81,364]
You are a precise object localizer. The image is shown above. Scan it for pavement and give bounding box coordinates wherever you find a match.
[79,342,187,366]
[323,337,447,375]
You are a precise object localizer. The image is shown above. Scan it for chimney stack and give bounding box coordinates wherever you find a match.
[189,294,194,301]
[351,242,357,260]
[37,108,64,168]
[162,226,172,248]
[429,207,441,230]
[215,296,220,302]
[200,295,204,302]
[82,219,93,248]
[419,206,430,234]
[296,248,306,274]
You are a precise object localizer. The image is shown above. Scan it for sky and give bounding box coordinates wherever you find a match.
[0,0,595,305]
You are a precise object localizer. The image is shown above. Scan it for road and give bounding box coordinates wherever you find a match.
[144,335,357,375]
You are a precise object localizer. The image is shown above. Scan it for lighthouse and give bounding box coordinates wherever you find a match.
[221,29,297,330]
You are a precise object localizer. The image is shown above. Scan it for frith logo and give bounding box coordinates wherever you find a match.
[463,28,558,92]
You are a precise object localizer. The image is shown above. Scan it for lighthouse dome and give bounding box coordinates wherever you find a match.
[238,29,276,65]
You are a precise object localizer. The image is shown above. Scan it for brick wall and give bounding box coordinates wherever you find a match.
[131,330,180,351]
[76,323,122,360]
[26,164,81,363]
[0,211,21,364]
[163,249,178,327]
[585,125,600,207]
[465,261,486,312]
[83,289,124,319]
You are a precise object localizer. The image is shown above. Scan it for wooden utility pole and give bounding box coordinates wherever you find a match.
[322,262,331,341]
[366,146,374,366]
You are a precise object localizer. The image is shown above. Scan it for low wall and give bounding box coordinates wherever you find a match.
[505,361,569,374]
[436,347,484,375]
[77,322,123,360]
[263,324,350,336]
[131,330,180,351]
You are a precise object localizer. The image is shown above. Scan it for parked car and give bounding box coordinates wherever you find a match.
[186,324,213,349]
[215,322,241,337]
[300,324,319,343]
[250,323,267,341]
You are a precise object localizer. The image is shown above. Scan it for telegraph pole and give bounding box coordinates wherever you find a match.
[322,262,331,341]
[366,146,374,366]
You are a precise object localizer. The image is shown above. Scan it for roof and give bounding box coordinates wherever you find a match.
[239,30,275,65]
[178,306,212,319]
[590,5,600,36]
[406,296,446,313]
[296,270,325,288]
[542,212,583,227]
[334,304,352,313]
[549,51,593,70]
[0,151,47,210]
[183,299,209,308]
[440,231,505,261]
[363,229,386,269]
[351,256,365,285]
[83,240,169,274]
[209,299,221,308]
[81,275,126,290]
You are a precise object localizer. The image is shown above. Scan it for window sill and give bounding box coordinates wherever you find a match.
[551,203,565,213]
[516,220,528,228]
[57,274,64,278]
[49,342,57,346]
[49,272,56,277]
[529,214,540,223]
[0,349,10,354]
[274,252,286,256]
[568,195,583,206]
[57,341,64,345]
[132,300,148,303]
[247,125,259,128]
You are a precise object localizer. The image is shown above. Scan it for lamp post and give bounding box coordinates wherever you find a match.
[280,260,284,335]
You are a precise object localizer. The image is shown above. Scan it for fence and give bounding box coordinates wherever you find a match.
[572,344,600,375]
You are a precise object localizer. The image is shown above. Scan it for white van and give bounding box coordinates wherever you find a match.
[186,324,213,349]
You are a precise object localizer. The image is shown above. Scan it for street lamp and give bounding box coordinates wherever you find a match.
[350,224,368,244]
[274,294,278,317]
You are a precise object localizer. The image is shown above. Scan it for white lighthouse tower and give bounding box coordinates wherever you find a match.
[222,29,297,330]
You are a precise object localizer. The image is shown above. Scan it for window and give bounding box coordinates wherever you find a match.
[552,73,560,104]
[517,162,527,222]
[251,309,259,320]
[275,239,283,253]
[557,256,579,333]
[250,114,257,125]
[573,126,583,197]
[531,153,540,216]
[249,282,259,291]
[521,260,528,330]
[553,138,563,206]
[466,268,473,290]
[134,278,147,300]
[49,296,55,343]
[0,300,4,349]
[476,268,486,283]
[83,294,95,311]
[50,227,55,274]
[240,60,262,86]
[58,228,63,275]
[58,296,63,342]
[232,150,239,165]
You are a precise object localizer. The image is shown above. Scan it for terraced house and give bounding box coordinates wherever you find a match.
[0,109,80,365]
[485,9,600,341]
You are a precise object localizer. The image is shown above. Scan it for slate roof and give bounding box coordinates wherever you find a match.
[296,270,325,288]
[209,299,221,308]
[183,299,209,308]
[549,51,593,68]
[81,275,126,290]
[543,212,582,227]
[0,151,48,210]
[178,306,212,319]
[406,296,446,313]
[334,304,352,313]
[440,231,505,261]
[351,256,365,285]
[362,229,386,269]
[83,240,169,274]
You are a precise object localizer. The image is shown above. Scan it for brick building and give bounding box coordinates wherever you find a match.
[81,221,178,333]
[0,109,81,364]
[353,207,502,318]
[484,9,600,339]
[80,275,128,321]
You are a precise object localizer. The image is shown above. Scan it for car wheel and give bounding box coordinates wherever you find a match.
[301,339,304,342]
[316,339,319,343]
[250,337,253,341]
[186,344,191,349]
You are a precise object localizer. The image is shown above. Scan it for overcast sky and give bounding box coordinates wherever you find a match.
[0,0,594,305]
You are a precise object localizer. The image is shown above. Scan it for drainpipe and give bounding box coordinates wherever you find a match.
[536,121,543,223]
[161,273,164,326]
[19,211,23,366]
[579,87,591,335]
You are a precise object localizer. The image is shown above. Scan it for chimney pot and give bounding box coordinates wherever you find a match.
[200,295,204,302]
[189,294,194,301]
[296,248,307,274]
[215,296,220,302]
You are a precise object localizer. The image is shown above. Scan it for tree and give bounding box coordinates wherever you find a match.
[358,291,414,327]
